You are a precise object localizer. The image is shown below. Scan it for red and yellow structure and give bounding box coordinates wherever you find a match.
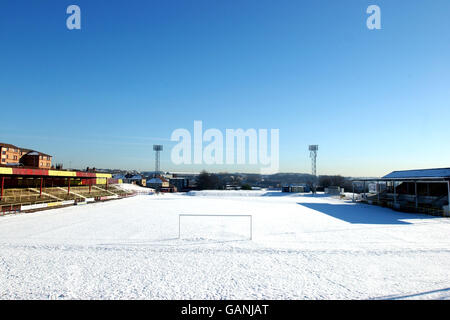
[0,167,112,201]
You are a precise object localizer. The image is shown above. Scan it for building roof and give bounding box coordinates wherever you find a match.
[23,150,52,157]
[147,176,169,184]
[0,143,51,157]
[147,178,163,184]
[382,168,450,180]
[0,142,19,149]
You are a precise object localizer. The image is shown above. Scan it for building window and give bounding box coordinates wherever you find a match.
[1,159,4,163]
[13,155,17,160]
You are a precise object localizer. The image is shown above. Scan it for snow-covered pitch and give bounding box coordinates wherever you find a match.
[1,188,450,300]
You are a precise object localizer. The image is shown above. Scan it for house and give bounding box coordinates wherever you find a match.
[147,176,169,189]
[20,151,52,169]
[147,176,176,192]
[116,173,147,186]
[128,174,146,187]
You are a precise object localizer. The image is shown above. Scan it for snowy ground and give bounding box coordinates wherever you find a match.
[1,189,450,300]
[115,183,154,193]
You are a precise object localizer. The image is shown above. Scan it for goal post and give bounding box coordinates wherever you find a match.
[178,214,253,240]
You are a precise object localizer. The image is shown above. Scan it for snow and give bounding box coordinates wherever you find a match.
[1,191,450,300]
[186,190,272,197]
[116,183,154,193]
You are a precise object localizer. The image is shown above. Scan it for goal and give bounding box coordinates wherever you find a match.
[178,214,253,240]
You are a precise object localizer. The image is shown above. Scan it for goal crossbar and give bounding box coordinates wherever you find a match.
[178,214,252,240]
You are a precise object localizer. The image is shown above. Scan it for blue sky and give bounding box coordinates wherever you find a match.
[0,0,449,176]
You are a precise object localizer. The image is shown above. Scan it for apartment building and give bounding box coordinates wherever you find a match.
[0,143,52,169]
[0,143,21,165]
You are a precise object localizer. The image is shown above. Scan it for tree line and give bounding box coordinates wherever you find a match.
[195,170,353,191]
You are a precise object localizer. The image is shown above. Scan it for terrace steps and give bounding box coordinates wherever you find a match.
[28,188,63,201]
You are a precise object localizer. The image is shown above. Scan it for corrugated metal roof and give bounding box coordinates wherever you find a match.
[383,168,450,179]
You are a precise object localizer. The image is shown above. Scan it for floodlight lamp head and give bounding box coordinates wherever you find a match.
[309,145,318,151]
[153,145,163,151]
